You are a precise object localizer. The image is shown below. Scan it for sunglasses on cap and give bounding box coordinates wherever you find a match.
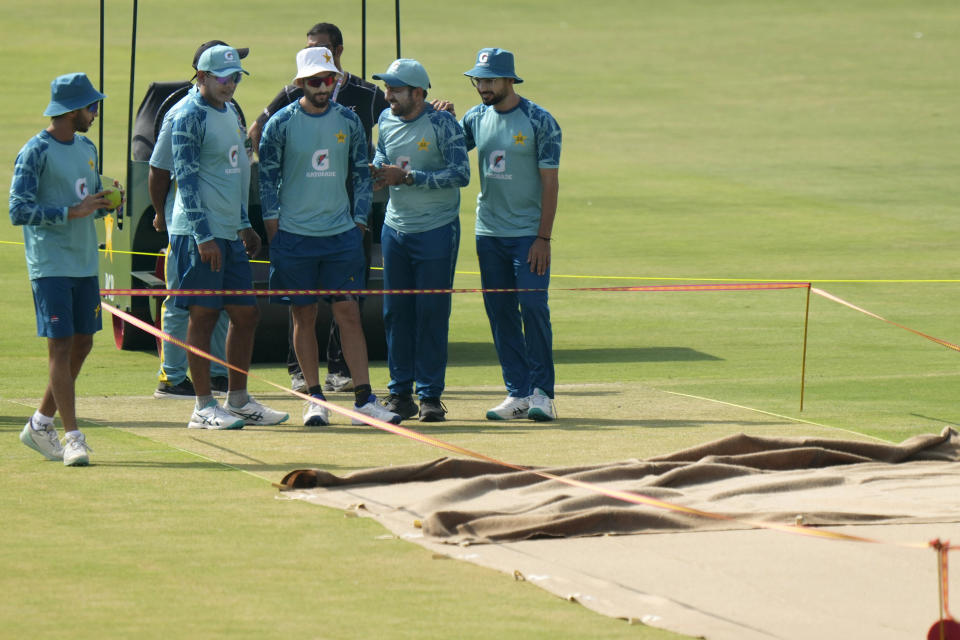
[208,72,243,85]
[305,75,337,88]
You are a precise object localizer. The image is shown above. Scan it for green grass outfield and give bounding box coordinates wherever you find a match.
[2,0,959,638]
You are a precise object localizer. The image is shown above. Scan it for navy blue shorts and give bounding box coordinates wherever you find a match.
[268,227,365,305]
[31,276,102,338]
[169,235,256,309]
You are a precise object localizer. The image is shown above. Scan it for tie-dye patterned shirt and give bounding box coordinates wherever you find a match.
[373,102,469,234]
[258,101,372,237]
[460,97,561,237]
[169,90,251,243]
[9,130,106,279]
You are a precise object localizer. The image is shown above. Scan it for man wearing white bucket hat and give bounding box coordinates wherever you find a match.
[259,47,401,427]
[169,45,288,430]
[460,48,562,422]
[10,72,113,466]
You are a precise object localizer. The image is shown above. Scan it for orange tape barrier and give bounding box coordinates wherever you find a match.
[812,288,960,353]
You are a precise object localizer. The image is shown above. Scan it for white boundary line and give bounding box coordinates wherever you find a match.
[660,390,893,443]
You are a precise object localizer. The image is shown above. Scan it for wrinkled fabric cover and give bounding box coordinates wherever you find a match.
[279,428,960,543]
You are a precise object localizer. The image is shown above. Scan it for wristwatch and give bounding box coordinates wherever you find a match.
[402,172,415,186]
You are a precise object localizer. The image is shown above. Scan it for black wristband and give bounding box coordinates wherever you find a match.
[537,235,551,242]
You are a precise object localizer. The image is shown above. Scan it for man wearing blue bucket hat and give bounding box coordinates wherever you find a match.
[10,72,113,466]
[460,48,562,422]
[370,58,470,422]
[169,44,288,430]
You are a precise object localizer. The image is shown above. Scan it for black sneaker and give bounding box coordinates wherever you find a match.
[154,377,195,399]
[382,393,419,420]
[419,397,447,422]
[210,376,229,396]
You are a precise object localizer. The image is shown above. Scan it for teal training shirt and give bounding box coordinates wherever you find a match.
[170,90,251,243]
[258,101,372,237]
[149,88,194,227]
[460,97,561,237]
[9,130,107,279]
[373,102,469,234]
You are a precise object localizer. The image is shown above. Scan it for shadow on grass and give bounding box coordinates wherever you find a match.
[911,413,960,428]
[449,342,722,366]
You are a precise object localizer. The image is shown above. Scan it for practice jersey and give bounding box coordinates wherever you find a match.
[257,73,388,158]
[9,130,107,279]
[149,89,193,227]
[373,103,469,234]
[259,101,371,237]
[169,90,251,243]
[460,97,561,237]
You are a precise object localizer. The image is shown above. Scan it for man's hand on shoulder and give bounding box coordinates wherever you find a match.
[430,99,456,118]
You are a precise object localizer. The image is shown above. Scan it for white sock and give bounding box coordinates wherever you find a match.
[32,411,54,429]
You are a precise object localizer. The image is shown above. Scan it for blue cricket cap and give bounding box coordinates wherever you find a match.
[464,48,523,83]
[373,58,430,90]
[43,73,107,117]
[196,45,249,77]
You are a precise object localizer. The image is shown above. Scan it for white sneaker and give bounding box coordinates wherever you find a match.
[63,432,92,467]
[225,396,290,426]
[352,394,402,425]
[324,372,354,392]
[188,402,245,430]
[290,372,307,393]
[527,388,556,421]
[20,418,63,460]
[304,396,330,426]
[486,395,530,421]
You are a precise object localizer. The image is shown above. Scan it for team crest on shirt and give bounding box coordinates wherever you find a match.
[75,177,88,199]
[486,150,512,180]
[307,149,336,177]
[397,156,411,171]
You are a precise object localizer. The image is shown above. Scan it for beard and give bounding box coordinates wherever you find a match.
[306,90,331,110]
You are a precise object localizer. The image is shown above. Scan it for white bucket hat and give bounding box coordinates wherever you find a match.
[293,47,341,83]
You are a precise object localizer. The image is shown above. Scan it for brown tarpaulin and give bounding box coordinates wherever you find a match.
[280,428,960,544]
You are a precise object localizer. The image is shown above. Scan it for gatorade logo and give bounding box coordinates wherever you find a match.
[488,150,506,173]
[397,156,411,171]
[228,145,239,167]
[307,149,336,177]
[75,177,88,199]
[312,149,330,171]
[478,52,489,65]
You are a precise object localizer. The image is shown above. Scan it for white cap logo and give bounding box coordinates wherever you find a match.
[312,149,330,171]
[478,52,490,65]
[75,177,88,199]
[488,150,506,173]
[389,60,401,73]
[225,50,236,62]
[228,145,239,167]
